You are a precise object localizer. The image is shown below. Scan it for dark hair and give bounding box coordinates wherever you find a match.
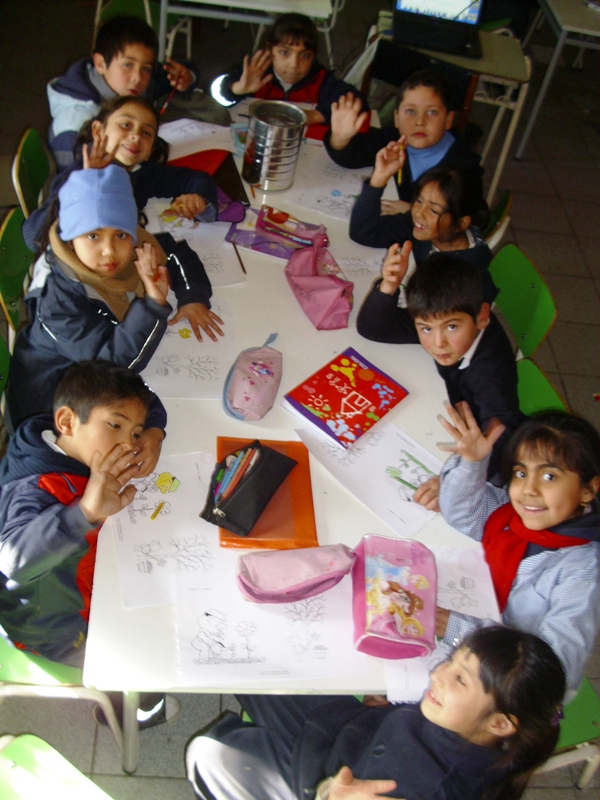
[412,166,489,237]
[397,69,454,112]
[76,96,167,162]
[53,360,153,423]
[459,626,565,800]
[265,13,318,53]
[93,15,158,65]
[501,411,600,492]
[406,253,484,322]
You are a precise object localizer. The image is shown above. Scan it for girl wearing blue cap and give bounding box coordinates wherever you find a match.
[7,165,217,474]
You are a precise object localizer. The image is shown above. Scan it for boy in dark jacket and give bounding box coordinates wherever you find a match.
[325,70,481,213]
[358,250,521,501]
[0,361,159,666]
[212,13,367,131]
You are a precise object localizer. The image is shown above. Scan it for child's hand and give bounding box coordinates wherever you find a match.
[329,767,398,800]
[134,242,170,305]
[169,194,207,220]
[329,92,368,150]
[304,109,325,126]
[169,303,224,342]
[380,199,411,216]
[413,476,440,511]
[437,401,506,462]
[436,606,450,638]
[134,427,164,477]
[82,132,118,170]
[231,50,273,95]
[362,695,389,707]
[370,136,407,189]
[379,241,412,295]
[79,444,140,523]
[164,58,193,91]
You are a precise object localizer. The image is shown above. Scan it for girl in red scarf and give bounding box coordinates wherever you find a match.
[435,402,600,698]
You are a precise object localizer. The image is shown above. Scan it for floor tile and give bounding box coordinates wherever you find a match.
[509,192,572,235]
[93,775,195,800]
[576,236,600,280]
[548,322,600,377]
[513,230,590,278]
[529,764,577,788]
[546,163,600,203]
[562,198,600,239]
[543,274,600,324]
[561,374,600,428]
[497,159,554,197]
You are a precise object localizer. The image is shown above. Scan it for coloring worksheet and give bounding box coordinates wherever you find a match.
[144,199,246,287]
[288,141,373,222]
[141,299,237,400]
[157,118,235,160]
[175,567,371,686]
[385,545,500,703]
[110,451,218,608]
[297,420,442,538]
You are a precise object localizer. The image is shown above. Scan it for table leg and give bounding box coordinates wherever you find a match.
[515,29,567,159]
[122,691,140,774]
[158,0,168,63]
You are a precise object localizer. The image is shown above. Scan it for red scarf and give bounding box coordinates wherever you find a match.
[482,503,589,612]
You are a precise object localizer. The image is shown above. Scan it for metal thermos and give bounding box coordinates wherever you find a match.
[241,100,306,191]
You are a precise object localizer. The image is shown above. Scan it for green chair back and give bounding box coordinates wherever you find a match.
[0,208,34,333]
[11,129,50,219]
[516,358,568,416]
[557,678,600,750]
[0,336,10,400]
[0,633,83,686]
[0,734,114,799]
[489,244,557,358]
[483,191,512,240]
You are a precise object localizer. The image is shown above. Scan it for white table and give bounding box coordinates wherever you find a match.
[516,0,600,158]
[158,0,333,61]
[83,148,484,773]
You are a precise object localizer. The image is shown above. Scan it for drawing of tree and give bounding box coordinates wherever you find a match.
[133,534,213,572]
[285,595,327,660]
[339,257,382,276]
[155,354,220,381]
[199,252,225,273]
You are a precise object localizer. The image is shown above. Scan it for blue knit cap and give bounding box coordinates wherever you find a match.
[58,165,138,242]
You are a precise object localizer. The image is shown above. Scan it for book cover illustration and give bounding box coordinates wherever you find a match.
[283,348,408,449]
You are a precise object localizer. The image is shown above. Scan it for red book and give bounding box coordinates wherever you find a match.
[282,348,408,449]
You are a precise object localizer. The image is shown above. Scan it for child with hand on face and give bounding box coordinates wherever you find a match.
[358,253,521,506]
[326,70,481,215]
[186,627,565,800]
[434,403,600,699]
[47,15,219,171]
[0,361,159,666]
[24,96,219,253]
[211,13,367,130]
[350,165,496,305]
[7,165,220,434]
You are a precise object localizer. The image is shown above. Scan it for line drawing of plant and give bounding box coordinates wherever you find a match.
[154,354,220,381]
[133,534,214,573]
[285,595,328,661]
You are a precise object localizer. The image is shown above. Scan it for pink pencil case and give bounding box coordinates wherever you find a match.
[237,544,356,603]
[352,534,437,659]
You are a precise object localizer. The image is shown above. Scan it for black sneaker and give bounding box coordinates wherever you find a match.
[93,693,180,730]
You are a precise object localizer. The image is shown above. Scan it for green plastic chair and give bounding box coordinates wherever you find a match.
[516,358,568,416]
[0,734,114,799]
[0,635,123,754]
[536,678,600,788]
[11,129,51,219]
[483,192,512,250]
[0,208,34,349]
[489,244,557,359]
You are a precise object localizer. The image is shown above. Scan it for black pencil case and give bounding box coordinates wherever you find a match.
[200,440,297,537]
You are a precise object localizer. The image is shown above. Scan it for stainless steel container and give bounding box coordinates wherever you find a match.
[241,100,306,191]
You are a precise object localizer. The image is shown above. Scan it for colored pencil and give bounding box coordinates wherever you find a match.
[232,242,247,274]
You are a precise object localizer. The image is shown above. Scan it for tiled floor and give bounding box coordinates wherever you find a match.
[0,2,599,798]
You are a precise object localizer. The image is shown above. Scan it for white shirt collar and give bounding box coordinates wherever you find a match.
[458,327,485,370]
[42,429,67,454]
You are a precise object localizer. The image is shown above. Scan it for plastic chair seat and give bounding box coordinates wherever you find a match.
[489,244,556,359]
[0,208,34,349]
[0,734,114,799]
[11,129,50,219]
[516,358,568,416]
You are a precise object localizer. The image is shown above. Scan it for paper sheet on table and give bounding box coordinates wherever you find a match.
[144,199,246,287]
[141,298,236,399]
[297,420,442,538]
[175,567,371,687]
[385,546,501,703]
[110,450,217,608]
[287,141,374,222]
[158,118,235,159]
